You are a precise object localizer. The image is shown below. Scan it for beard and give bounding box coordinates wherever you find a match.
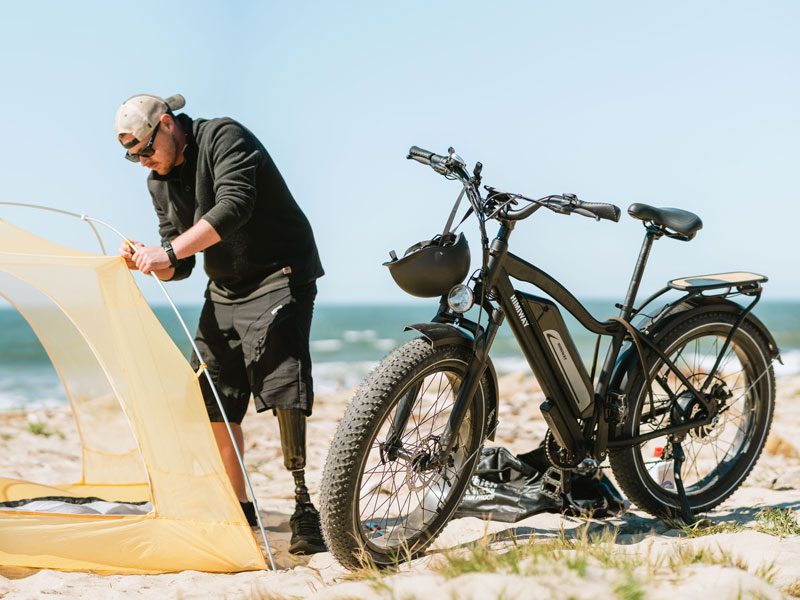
[150,133,184,175]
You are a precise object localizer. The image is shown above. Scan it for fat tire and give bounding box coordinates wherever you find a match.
[320,338,487,570]
[609,311,775,517]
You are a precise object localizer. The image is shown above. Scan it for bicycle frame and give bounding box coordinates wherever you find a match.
[428,196,772,471]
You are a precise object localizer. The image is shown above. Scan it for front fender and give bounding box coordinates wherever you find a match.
[404,321,499,441]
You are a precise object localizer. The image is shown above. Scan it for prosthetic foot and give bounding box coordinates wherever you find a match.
[276,408,326,555]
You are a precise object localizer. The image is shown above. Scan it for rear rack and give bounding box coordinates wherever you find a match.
[668,271,767,293]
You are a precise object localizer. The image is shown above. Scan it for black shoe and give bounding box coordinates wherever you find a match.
[289,503,326,555]
[240,501,258,527]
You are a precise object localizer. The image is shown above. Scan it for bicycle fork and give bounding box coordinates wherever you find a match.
[381,308,503,468]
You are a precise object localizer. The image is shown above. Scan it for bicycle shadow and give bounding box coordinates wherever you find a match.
[435,498,800,554]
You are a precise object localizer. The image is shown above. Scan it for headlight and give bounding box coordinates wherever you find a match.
[447,284,474,313]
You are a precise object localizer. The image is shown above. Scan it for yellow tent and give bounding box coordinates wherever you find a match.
[0,218,266,573]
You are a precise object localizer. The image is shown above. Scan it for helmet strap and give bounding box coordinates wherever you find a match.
[440,185,467,243]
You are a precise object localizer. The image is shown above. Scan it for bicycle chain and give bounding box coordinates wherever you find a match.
[543,429,669,471]
[543,429,584,471]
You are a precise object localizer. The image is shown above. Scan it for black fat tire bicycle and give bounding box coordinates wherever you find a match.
[320,146,779,570]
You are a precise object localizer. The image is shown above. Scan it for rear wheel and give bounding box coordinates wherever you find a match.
[320,339,488,570]
[609,312,775,516]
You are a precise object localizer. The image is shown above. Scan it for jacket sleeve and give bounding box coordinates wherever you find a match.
[201,121,259,238]
[150,188,196,281]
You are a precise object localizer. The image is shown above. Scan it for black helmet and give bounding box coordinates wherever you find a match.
[383,232,471,298]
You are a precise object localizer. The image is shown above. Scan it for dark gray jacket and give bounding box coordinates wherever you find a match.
[147,114,323,301]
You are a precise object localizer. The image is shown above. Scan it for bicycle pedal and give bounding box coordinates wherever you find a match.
[573,458,599,476]
[540,467,564,501]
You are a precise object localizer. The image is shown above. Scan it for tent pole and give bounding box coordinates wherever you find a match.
[0,202,107,254]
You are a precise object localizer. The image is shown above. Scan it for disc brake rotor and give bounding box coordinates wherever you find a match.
[405,435,445,492]
[678,375,730,444]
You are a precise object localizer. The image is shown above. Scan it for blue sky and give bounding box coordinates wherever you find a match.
[0,1,797,306]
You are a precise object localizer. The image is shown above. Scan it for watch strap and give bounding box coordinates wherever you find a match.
[162,240,179,268]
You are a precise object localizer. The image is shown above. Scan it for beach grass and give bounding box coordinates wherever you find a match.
[678,520,745,538]
[784,579,800,597]
[24,420,64,439]
[754,507,800,537]
[298,520,790,599]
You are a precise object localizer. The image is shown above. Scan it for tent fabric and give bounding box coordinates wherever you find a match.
[0,219,265,573]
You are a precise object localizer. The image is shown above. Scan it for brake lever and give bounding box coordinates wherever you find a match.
[545,201,570,215]
[447,146,467,168]
[562,192,579,207]
[573,207,600,221]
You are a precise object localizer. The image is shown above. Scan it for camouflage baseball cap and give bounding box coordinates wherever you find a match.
[114,93,185,148]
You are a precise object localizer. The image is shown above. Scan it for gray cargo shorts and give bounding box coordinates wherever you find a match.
[191,281,317,423]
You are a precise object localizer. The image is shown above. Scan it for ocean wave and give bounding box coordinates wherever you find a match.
[0,392,66,412]
[312,361,378,394]
[2,348,797,414]
[374,338,397,351]
[775,349,800,378]
[491,357,531,375]
[310,339,343,353]
[343,330,378,342]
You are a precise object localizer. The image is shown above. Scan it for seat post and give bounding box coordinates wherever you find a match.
[619,227,659,321]
[596,226,661,398]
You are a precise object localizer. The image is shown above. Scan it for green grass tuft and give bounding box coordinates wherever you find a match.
[755,508,800,537]
[329,519,784,597]
[25,421,63,438]
[613,572,645,600]
[679,520,744,538]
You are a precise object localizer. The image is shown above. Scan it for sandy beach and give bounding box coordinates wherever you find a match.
[2,374,800,599]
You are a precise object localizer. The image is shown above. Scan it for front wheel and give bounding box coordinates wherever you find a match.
[320,339,489,570]
[609,311,775,517]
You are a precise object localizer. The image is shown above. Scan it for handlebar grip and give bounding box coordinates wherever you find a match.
[408,146,435,165]
[577,201,621,223]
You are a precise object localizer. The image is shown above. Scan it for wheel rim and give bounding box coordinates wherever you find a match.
[356,361,475,553]
[633,325,768,506]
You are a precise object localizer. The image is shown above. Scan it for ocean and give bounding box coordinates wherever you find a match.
[0,299,798,411]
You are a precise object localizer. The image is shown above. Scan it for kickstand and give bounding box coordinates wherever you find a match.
[671,440,695,525]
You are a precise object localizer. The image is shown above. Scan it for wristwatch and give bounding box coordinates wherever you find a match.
[162,240,179,268]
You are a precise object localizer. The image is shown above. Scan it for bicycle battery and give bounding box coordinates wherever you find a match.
[515,292,594,419]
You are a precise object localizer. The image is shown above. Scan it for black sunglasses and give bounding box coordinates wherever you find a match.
[125,123,161,163]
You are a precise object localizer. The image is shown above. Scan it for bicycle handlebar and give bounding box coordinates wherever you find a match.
[407,145,621,224]
[502,195,621,223]
[574,201,621,222]
[407,146,437,164]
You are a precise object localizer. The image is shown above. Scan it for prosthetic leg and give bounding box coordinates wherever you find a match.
[276,408,326,554]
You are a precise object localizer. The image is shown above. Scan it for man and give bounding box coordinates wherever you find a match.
[114,93,325,555]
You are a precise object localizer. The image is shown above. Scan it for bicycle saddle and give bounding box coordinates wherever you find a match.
[627,203,703,239]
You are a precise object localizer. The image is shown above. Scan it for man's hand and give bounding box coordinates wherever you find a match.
[133,244,171,274]
[119,240,143,270]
